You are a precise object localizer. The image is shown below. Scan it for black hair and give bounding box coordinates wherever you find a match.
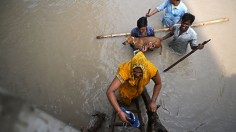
[137,17,147,28]
[181,13,195,24]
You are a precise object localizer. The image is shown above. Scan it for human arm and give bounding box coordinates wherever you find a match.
[190,34,204,50]
[191,44,204,50]
[147,0,168,17]
[160,31,174,41]
[131,28,138,37]
[146,8,159,17]
[197,44,204,49]
[148,27,155,37]
[106,77,129,123]
[160,24,175,41]
[149,71,162,112]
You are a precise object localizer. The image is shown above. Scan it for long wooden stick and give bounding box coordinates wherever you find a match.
[96,18,229,39]
[163,39,211,72]
[147,9,151,16]
[141,89,167,132]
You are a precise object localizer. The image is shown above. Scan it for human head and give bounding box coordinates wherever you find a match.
[130,52,148,79]
[180,13,195,32]
[181,13,195,24]
[170,0,180,6]
[137,17,147,28]
[137,17,148,36]
[133,67,143,78]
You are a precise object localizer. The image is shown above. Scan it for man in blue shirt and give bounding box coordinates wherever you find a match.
[131,17,155,38]
[146,0,187,28]
[130,17,155,51]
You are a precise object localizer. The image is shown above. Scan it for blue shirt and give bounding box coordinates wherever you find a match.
[157,0,187,24]
[131,26,155,38]
[169,24,198,55]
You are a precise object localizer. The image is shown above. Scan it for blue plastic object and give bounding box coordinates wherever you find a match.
[121,107,140,128]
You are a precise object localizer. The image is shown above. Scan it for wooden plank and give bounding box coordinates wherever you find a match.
[108,111,116,132]
[135,98,145,132]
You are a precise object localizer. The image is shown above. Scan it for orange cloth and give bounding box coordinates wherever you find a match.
[116,52,158,105]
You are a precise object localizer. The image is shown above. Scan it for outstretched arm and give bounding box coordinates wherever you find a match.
[147,0,168,17]
[149,71,162,112]
[160,31,174,41]
[146,8,159,17]
[106,77,128,122]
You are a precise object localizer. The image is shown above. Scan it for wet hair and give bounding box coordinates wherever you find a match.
[137,17,147,28]
[181,13,195,24]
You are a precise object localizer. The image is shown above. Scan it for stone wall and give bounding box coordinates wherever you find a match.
[0,91,80,132]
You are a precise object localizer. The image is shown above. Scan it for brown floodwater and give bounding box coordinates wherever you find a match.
[0,0,235,131]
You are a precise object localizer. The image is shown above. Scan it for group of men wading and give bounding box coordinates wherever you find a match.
[106,0,205,125]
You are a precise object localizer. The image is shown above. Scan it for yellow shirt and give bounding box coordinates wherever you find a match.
[116,52,158,105]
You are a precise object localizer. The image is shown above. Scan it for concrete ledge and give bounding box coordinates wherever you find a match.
[0,92,80,132]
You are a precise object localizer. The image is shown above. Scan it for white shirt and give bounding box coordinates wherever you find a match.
[169,24,197,54]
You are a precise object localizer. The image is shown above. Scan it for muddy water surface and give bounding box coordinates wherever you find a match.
[0,0,235,131]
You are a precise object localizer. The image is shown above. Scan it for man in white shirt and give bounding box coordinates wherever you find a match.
[160,13,204,55]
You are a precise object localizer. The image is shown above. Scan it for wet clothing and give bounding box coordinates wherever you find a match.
[131,26,155,38]
[116,52,158,105]
[169,24,198,55]
[156,0,187,27]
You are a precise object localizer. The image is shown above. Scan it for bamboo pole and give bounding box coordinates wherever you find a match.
[96,32,131,39]
[96,18,229,39]
[191,18,229,27]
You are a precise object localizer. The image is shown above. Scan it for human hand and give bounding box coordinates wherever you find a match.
[146,13,151,17]
[160,37,164,41]
[141,45,148,52]
[148,42,155,50]
[168,26,174,31]
[149,101,157,112]
[198,44,204,49]
[141,32,147,37]
[117,111,129,123]
[147,42,152,47]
